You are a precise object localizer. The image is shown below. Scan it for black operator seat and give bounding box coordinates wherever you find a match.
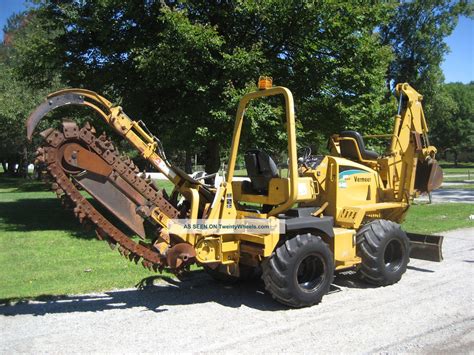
[339,130,379,161]
[243,149,279,194]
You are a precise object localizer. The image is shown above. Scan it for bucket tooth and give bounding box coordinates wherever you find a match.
[40,127,55,139]
[99,132,107,141]
[84,122,96,134]
[34,153,44,162]
[78,212,86,223]
[142,260,152,270]
[108,241,117,250]
[118,246,126,256]
[84,122,96,133]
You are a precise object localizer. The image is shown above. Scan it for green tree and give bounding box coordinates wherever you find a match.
[381,0,472,100]
[7,1,398,173]
[0,11,63,176]
[380,1,473,165]
[430,82,474,165]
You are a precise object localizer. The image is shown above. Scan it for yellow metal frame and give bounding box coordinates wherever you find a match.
[225,86,298,217]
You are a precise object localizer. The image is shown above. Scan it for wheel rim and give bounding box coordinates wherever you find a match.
[384,239,404,272]
[296,253,326,292]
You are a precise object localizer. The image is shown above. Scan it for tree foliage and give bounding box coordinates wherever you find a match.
[382,0,472,102]
[0,10,63,175]
[380,0,473,164]
[0,0,471,174]
[430,82,474,164]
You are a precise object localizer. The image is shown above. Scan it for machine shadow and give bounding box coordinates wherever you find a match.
[0,198,99,239]
[0,270,382,316]
[0,177,50,193]
[333,271,377,289]
[0,271,286,316]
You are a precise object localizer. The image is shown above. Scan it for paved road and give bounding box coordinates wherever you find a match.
[415,188,474,203]
[1,228,473,353]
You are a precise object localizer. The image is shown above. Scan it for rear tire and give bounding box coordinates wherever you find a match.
[262,234,334,308]
[356,219,410,286]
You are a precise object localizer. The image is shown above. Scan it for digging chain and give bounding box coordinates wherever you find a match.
[36,121,180,272]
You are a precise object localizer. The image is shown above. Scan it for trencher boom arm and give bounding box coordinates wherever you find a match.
[27,88,214,271]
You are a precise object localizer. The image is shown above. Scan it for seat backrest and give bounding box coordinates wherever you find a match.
[244,149,279,193]
[339,130,379,161]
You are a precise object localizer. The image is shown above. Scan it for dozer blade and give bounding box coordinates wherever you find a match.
[407,233,443,262]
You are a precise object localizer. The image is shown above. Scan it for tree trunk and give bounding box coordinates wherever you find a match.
[1,160,6,173]
[18,147,28,178]
[454,150,458,167]
[185,150,193,174]
[203,140,220,173]
[7,159,16,176]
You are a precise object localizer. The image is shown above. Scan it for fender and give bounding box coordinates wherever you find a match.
[284,216,335,237]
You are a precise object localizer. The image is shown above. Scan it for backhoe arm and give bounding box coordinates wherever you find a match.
[391,83,443,197]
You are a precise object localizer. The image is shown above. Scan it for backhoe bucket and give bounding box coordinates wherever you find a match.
[415,158,443,193]
[407,233,443,262]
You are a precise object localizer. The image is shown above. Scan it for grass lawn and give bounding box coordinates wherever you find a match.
[153,179,175,194]
[0,174,473,303]
[439,161,474,175]
[0,176,175,303]
[403,203,473,234]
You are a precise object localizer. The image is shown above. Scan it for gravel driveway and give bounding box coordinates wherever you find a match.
[1,228,473,353]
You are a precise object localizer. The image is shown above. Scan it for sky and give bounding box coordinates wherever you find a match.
[0,0,473,84]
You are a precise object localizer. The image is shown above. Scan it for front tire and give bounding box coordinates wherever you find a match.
[262,234,334,308]
[356,219,410,286]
